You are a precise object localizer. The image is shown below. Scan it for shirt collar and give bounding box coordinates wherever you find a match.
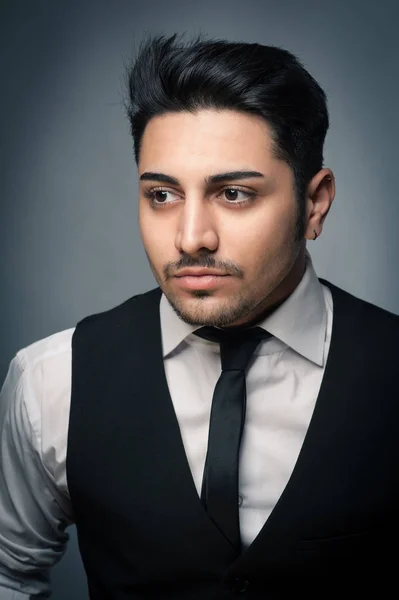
[160,251,327,366]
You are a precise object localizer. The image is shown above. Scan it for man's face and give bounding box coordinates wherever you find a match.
[138,109,304,327]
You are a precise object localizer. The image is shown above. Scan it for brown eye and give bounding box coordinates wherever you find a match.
[154,190,169,203]
[221,188,255,204]
[224,189,240,201]
[144,187,181,207]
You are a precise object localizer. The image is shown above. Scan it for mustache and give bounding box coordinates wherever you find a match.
[164,254,244,279]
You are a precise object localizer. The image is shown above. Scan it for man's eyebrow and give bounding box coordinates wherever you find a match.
[139,170,265,185]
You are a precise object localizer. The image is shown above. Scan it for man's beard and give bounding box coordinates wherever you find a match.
[164,288,263,328]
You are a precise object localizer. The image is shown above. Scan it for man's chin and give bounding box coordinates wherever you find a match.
[165,291,255,328]
[166,293,224,326]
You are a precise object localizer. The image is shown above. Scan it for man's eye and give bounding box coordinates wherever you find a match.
[144,189,178,205]
[221,188,255,203]
[153,190,170,203]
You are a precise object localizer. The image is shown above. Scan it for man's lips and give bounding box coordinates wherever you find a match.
[174,268,229,277]
[174,269,231,290]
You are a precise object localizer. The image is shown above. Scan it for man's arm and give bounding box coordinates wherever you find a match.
[0,354,72,598]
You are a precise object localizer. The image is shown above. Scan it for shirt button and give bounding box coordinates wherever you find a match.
[231,576,249,594]
[238,495,243,507]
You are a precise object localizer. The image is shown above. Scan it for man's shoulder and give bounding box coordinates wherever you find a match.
[12,288,161,369]
[320,278,399,332]
[17,327,75,373]
[11,287,162,384]
[75,287,162,331]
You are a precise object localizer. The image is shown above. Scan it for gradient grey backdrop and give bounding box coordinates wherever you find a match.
[1,0,398,597]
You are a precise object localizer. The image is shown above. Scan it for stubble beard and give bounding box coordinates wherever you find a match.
[164,287,262,327]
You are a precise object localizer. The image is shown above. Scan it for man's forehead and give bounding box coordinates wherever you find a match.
[138,110,277,176]
[140,109,273,145]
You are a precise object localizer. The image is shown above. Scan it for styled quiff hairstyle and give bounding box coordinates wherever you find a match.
[126,33,329,233]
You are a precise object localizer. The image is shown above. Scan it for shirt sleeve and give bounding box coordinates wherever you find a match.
[0,354,72,598]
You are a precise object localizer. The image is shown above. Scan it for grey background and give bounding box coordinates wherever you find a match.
[1,0,398,597]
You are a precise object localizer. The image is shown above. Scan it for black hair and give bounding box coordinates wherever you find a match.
[126,33,329,233]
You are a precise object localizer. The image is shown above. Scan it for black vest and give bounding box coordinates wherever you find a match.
[67,280,399,599]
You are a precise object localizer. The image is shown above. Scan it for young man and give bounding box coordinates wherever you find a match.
[0,34,398,599]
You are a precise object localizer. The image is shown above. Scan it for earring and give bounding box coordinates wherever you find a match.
[313,230,318,240]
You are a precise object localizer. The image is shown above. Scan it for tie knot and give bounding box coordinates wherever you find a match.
[194,326,272,371]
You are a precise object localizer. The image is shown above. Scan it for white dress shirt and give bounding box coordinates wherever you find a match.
[0,253,333,598]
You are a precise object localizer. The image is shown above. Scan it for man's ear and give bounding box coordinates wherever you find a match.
[304,168,335,240]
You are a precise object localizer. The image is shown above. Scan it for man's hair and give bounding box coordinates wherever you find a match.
[126,33,329,229]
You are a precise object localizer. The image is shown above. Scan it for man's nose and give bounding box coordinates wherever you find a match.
[175,196,219,255]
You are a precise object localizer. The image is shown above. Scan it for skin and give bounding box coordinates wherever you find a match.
[138,109,335,328]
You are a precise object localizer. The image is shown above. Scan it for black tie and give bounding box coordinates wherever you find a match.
[194,325,272,550]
